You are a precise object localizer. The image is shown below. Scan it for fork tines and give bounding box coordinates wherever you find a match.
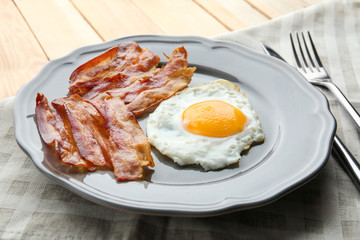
[290,31,326,75]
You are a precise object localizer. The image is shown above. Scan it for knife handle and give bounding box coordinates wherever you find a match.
[318,81,360,131]
[332,135,360,191]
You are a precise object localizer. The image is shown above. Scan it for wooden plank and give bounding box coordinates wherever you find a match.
[15,0,103,59]
[0,0,48,99]
[245,0,307,19]
[194,0,269,30]
[132,0,229,36]
[302,0,325,5]
[71,0,165,41]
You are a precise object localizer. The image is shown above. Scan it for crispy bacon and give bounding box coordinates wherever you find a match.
[69,42,146,96]
[91,95,153,180]
[36,42,196,181]
[53,95,112,168]
[69,42,195,115]
[35,93,95,170]
[91,95,154,168]
[115,47,191,102]
[114,46,196,114]
[50,94,149,181]
[82,48,161,99]
[35,93,59,146]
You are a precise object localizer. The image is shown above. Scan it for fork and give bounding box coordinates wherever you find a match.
[290,31,360,130]
[264,43,360,191]
[288,32,360,191]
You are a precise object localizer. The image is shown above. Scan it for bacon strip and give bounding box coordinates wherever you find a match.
[69,42,144,95]
[55,95,112,168]
[91,95,154,168]
[108,46,196,114]
[36,42,196,181]
[69,42,195,115]
[82,48,161,100]
[91,95,153,180]
[55,95,147,180]
[35,93,59,146]
[35,93,95,170]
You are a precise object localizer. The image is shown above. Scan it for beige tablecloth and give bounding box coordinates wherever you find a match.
[1,0,360,239]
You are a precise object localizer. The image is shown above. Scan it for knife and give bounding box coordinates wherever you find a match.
[262,43,360,191]
[262,44,286,62]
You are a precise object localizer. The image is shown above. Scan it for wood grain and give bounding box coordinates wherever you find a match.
[71,0,165,41]
[0,0,47,99]
[194,0,269,30]
[1,0,325,99]
[245,0,307,18]
[302,0,326,5]
[132,0,229,36]
[15,0,103,59]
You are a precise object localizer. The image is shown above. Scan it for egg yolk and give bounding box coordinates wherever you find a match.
[182,100,246,138]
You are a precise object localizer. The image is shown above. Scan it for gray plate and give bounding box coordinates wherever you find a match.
[14,35,336,217]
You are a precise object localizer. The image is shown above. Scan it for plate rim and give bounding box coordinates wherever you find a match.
[13,35,336,217]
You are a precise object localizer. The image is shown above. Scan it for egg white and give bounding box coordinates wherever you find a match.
[146,79,265,170]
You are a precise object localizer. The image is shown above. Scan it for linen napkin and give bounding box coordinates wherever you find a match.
[1,0,360,239]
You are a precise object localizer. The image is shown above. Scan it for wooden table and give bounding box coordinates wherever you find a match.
[1,0,323,100]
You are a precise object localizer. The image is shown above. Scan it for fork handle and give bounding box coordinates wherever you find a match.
[317,81,360,130]
[332,135,360,191]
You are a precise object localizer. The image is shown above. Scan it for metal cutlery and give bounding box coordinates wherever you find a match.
[290,31,360,130]
[262,41,360,191]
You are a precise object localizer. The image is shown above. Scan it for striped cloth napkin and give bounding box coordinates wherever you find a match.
[1,0,359,239]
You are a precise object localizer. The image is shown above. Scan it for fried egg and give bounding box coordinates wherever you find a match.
[146,79,265,170]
